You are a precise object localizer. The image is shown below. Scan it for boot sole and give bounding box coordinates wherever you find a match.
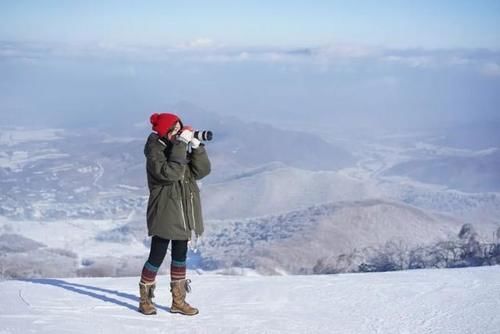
[170,309,199,316]
[138,309,157,315]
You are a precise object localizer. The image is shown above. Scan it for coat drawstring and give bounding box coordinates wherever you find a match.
[189,233,202,253]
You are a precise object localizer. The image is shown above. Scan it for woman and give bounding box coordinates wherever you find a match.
[138,112,211,316]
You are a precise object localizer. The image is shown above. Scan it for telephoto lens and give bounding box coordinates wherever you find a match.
[193,130,213,141]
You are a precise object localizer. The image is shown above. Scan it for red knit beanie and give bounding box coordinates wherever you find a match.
[150,113,182,137]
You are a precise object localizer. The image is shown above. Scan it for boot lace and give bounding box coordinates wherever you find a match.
[149,284,156,299]
[184,279,192,293]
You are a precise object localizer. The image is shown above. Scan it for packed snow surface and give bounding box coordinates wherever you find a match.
[1,265,499,334]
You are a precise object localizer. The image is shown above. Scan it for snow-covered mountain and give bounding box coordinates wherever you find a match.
[1,117,499,279]
[203,163,378,220]
[203,161,500,224]
[0,111,353,221]
[383,148,500,193]
[1,265,499,334]
[198,199,465,273]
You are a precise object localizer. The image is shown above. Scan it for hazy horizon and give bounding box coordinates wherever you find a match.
[1,1,499,134]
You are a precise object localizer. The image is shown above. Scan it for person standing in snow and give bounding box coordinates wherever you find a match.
[138,112,211,316]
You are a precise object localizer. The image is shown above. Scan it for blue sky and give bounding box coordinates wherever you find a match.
[0,1,499,131]
[1,0,500,48]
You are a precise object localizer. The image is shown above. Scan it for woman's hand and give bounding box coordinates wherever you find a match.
[178,126,194,144]
[191,137,201,149]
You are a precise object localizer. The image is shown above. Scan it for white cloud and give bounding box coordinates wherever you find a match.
[481,63,500,77]
[2,41,499,75]
[238,52,250,60]
[177,38,216,49]
[382,55,434,68]
[318,44,382,59]
[190,38,214,48]
[449,56,471,66]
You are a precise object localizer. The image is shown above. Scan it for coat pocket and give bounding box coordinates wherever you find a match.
[156,184,188,236]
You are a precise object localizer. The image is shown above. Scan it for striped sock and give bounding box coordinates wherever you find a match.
[141,261,159,284]
[170,259,186,281]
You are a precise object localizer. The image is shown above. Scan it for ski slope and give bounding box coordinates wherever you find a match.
[0,266,499,334]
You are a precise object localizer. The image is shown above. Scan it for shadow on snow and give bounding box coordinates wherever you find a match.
[20,278,170,313]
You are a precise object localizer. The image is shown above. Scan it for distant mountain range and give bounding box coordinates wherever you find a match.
[0,107,354,221]
[1,110,499,278]
[383,149,500,193]
[198,199,465,273]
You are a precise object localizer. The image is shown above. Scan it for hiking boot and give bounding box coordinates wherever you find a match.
[138,281,157,315]
[170,279,199,316]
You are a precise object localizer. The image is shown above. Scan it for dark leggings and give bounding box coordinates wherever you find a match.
[147,236,188,268]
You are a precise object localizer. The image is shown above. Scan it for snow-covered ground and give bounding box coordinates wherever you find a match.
[0,215,147,260]
[1,265,499,334]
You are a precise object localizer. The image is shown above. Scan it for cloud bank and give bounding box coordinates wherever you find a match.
[1,40,499,76]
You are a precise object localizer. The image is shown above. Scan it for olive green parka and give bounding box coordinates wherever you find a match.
[144,132,211,240]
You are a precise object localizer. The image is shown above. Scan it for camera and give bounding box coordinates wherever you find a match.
[193,130,213,141]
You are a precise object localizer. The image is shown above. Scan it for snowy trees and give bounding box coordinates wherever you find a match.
[2,222,499,279]
[357,224,500,272]
[0,234,80,280]
[313,224,500,275]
